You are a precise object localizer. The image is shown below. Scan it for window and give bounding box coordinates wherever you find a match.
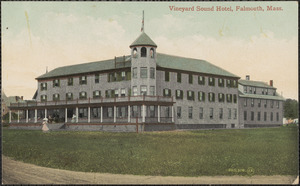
[177,106,181,119]
[68,78,73,86]
[150,86,155,96]
[251,111,254,121]
[177,72,181,83]
[150,48,154,58]
[126,71,131,81]
[165,71,170,82]
[265,89,268,95]
[270,112,273,121]
[150,68,155,79]
[131,106,138,117]
[149,106,155,117]
[140,67,147,78]
[264,112,267,121]
[232,80,237,88]
[226,79,231,87]
[133,68,137,78]
[66,92,73,100]
[276,101,279,108]
[209,77,215,86]
[79,108,88,118]
[244,111,247,121]
[227,94,232,103]
[209,108,214,119]
[198,91,205,102]
[271,100,274,108]
[188,107,193,119]
[121,89,126,97]
[41,95,47,102]
[41,82,47,90]
[262,89,265,95]
[141,47,147,57]
[233,109,237,119]
[208,92,215,102]
[108,72,115,82]
[187,90,195,100]
[249,87,252,94]
[121,71,126,80]
[253,87,256,94]
[264,100,267,108]
[257,112,261,121]
[276,112,279,121]
[199,107,204,119]
[79,91,87,99]
[218,78,224,87]
[244,99,247,107]
[133,86,138,96]
[163,88,171,97]
[243,86,247,93]
[108,107,113,118]
[219,108,223,119]
[198,76,205,85]
[133,48,137,58]
[80,76,87,85]
[53,79,60,87]
[95,74,99,83]
[233,94,237,103]
[115,89,119,97]
[188,74,193,84]
[93,91,101,98]
[251,98,254,107]
[218,93,225,102]
[176,90,183,99]
[53,93,60,101]
[228,108,232,119]
[140,86,147,95]
[258,99,261,107]
[117,106,126,118]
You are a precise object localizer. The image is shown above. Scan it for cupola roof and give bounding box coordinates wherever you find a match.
[130,32,157,48]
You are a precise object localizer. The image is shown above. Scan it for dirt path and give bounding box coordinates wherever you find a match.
[2,156,298,184]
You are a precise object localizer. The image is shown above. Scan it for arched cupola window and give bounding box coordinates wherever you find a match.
[150,48,155,58]
[133,48,137,58]
[141,47,147,57]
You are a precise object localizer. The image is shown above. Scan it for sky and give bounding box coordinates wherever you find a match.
[1,1,298,100]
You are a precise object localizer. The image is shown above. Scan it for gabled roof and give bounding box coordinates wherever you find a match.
[156,53,239,78]
[130,32,157,48]
[36,56,131,79]
[239,91,285,101]
[36,53,239,80]
[238,79,275,89]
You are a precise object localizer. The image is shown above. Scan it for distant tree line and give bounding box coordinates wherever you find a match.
[283,99,299,119]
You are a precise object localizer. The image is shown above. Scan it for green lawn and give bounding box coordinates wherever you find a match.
[2,126,299,177]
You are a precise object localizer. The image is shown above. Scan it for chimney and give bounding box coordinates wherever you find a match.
[270,80,273,87]
[21,96,23,100]
[246,75,250,80]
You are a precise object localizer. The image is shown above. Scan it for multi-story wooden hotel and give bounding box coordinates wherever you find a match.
[8,30,284,132]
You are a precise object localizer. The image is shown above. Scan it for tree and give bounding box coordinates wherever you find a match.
[283,99,299,119]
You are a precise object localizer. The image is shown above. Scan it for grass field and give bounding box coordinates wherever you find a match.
[2,126,299,177]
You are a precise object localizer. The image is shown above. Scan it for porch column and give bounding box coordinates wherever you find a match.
[142,105,145,123]
[100,106,103,123]
[45,108,47,118]
[171,106,174,122]
[26,109,29,123]
[158,105,160,123]
[65,108,67,123]
[128,105,131,123]
[9,110,11,123]
[114,106,116,123]
[17,110,20,123]
[88,107,90,123]
[76,107,78,123]
[34,109,37,123]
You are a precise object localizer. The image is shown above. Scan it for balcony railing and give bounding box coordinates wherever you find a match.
[10,95,174,108]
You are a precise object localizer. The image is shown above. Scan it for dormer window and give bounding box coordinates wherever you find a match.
[150,48,154,58]
[141,47,147,57]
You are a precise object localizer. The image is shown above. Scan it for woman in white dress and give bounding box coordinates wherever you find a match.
[42,118,50,132]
